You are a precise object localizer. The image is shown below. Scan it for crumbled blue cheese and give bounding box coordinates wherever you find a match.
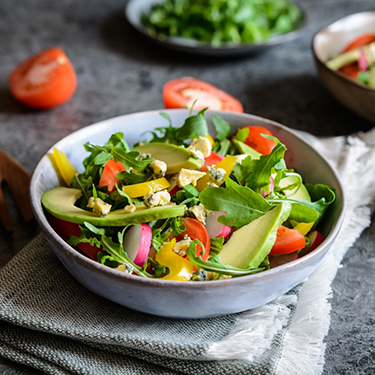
[235,154,248,164]
[138,152,151,160]
[150,160,167,178]
[116,264,134,274]
[144,190,171,208]
[206,166,226,184]
[173,235,192,257]
[124,203,136,213]
[188,203,212,225]
[87,197,112,216]
[177,168,206,188]
[191,269,208,281]
[188,136,212,158]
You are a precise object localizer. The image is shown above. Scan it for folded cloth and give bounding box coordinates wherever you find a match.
[1,128,375,375]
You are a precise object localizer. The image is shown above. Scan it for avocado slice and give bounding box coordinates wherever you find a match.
[41,187,185,226]
[232,139,262,159]
[279,175,311,202]
[219,202,292,269]
[133,143,203,174]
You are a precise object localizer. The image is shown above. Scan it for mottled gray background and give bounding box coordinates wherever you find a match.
[0,0,374,373]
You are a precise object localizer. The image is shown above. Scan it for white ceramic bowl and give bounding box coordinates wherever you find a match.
[30,109,345,318]
[313,12,375,124]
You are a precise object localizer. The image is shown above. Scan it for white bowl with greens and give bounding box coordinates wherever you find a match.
[125,0,306,56]
[30,109,345,318]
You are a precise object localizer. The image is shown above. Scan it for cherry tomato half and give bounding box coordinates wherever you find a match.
[239,126,275,155]
[46,213,100,260]
[270,225,306,255]
[175,217,211,261]
[199,151,224,172]
[8,47,77,109]
[342,33,375,53]
[98,159,127,193]
[163,77,243,113]
[339,63,360,80]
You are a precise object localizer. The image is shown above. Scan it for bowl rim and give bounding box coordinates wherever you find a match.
[124,0,308,56]
[312,11,375,93]
[30,108,347,289]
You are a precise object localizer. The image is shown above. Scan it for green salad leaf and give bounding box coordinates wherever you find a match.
[199,177,273,228]
[141,0,303,47]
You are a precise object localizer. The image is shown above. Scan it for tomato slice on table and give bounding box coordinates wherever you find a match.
[270,225,305,255]
[238,126,275,155]
[8,47,77,109]
[98,158,127,193]
[163,78,244,113]
[175,217,211,261]
[342,34,375,53]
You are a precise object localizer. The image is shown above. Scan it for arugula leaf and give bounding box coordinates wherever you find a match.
[199,178,273,228]
[210,236,225,254]
[212,114,231,141]
[176,109,209,139]
[67,223,155,278]
[186,239,264,277]
[146,258,169,277]
[233,137,287,193]
[116,169,153,185]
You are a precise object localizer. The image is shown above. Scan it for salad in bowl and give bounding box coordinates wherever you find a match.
[42,109,334,282]
[31,109,344,317]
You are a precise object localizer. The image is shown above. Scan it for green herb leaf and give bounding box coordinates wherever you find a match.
[212,114,231,141]
[177,109,209,139]
[199,178,273,228]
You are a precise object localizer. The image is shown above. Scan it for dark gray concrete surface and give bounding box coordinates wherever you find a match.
[0,0,374,373]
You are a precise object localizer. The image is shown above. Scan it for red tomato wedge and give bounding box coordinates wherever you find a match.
[239,126,275,155]
[98,159,126,193]
[199,151,224,172]
[175,217,211,261]
[342,34,375,53]
[339,63,360,79]
[46,213,100,260]
[163,78,243,113]
[8,47,77,109]
[270,226,306,255]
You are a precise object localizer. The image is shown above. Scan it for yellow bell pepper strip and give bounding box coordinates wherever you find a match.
[196,155,238,191]
[291,221,314,236]
[204,134,215,146]
[122,177,170,198]
[48,153,65,187]
[155,238,194,281]
[52,146,78,186]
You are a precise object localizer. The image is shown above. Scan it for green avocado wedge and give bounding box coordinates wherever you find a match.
[219,202,292,269]
[41,187,185,226]
[133,142,203,174]
[232,139,262,159]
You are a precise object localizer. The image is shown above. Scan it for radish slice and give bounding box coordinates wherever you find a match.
[261,177,274,198]
[359,49,368,71]
[307,230,325,253]
[205,211,232,239]
[122,224,152,267]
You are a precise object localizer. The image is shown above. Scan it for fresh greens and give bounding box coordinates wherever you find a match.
[141,0,303,47]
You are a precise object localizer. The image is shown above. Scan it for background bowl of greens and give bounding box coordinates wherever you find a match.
[313,11,375,124]
[125,0,306,56]
[30,109,345,318]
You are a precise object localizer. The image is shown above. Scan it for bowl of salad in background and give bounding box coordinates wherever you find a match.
[125,0,306,56]
[313,11,375,124]
[30,109,345,318]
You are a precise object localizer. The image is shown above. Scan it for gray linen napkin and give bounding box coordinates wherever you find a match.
[1,129,375,375]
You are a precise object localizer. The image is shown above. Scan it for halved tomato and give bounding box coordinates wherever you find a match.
[98,159,127,193]
[8,47,77,109]
[342,34,375,53]
[175,217,211,261]
[239,126,275,155]
[199,151,224,172]
[46,213,100,260]
[270,225,305,255]
[163,78,243,112]
[339,63,360,79]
